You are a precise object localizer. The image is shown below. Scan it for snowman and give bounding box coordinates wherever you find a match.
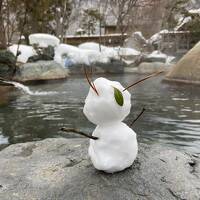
[83,77,137,173]
[61,70,162,173]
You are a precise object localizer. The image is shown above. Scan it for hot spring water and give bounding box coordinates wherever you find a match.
[0,74,200,153]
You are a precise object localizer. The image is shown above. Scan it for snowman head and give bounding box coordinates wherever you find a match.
[83,77,131,125]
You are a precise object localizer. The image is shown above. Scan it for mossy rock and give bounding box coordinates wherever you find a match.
[27,46,54,62]
[0,50,16,78]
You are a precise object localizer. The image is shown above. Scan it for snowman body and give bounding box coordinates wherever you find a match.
[83,77,138,173]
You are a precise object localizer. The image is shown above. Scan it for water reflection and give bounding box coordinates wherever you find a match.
[0,74,200,153]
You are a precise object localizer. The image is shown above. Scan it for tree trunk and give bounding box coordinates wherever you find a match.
[0,0,7,49]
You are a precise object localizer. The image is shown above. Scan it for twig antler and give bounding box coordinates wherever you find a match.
[123,71,164,92]
[83,67,99,96]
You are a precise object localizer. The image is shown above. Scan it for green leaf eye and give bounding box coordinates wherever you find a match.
[113,87,124,106]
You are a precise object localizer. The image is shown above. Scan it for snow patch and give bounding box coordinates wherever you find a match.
[8,44,37,63]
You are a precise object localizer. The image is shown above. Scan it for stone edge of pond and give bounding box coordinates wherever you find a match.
[0,138,199,200]
[163,77,200,85]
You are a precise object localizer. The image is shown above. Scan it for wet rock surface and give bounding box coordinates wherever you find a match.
[13,61,68,82]
[69,60,125,74]
[0,138,199,200]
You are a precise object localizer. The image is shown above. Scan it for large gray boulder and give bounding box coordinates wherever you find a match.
[0,138,199,200]
[13,61,68,82]
[165,41,200,84]
[69,59,125,74]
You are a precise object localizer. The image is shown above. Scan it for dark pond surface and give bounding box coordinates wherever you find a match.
[0,74,200,153]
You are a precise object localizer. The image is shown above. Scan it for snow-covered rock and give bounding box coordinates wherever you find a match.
[55,42,139,68]
[148,50,167,59]
[147,51,175,64]
[124,31,147,51]
[114,47,140,57]
[89,122,138,173]
[54,44,109,67]
[148,30,168,45]
[83,77,131,125]
[8,45,37,63]
[29,33,60,48]
[79,42,140,58]
[79,42,107,51]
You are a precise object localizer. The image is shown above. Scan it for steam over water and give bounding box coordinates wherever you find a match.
[0,74,200,153]
[3,80,58,96]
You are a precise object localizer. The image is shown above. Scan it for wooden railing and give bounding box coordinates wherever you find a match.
[63,34,128,46]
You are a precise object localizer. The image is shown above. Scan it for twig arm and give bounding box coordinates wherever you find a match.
[60,127,98,140]
[130,108,146,127]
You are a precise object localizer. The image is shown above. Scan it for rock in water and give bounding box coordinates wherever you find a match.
[165,41,200,84]
[13,61,68,82]
[83,77,131,125]
[89,122,138,173]
[137,62,170,74]
[0,138,199,200]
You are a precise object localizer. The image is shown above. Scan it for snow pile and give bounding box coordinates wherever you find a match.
[147,50,167,59]
[189,8,200,14]
[84,77,138,173]
[148,30,168,44]
[166,56,176,64]
[115,47,140,57]
[54,44,109,67]
[55,42,140,67]
[79,42,140,57]
[133,31,147,42]
[8,44,37,63]
[79,42,107,51]
[148,50,175,64]
[29,33,60,48]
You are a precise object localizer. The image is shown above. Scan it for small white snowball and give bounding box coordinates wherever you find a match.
[88,122,138,173]
[83,77,131,125]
